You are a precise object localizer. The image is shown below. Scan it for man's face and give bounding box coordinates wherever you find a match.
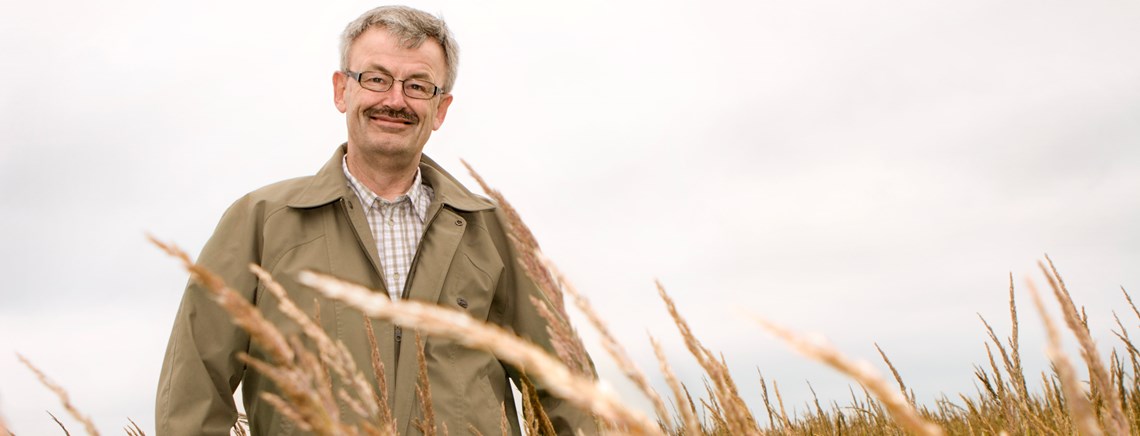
[334,27,453,162]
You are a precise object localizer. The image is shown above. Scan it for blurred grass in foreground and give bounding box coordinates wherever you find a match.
[6,168,1137,435]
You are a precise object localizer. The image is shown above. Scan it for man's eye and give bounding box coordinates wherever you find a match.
[407,83,426,91]
[367,77,389,84]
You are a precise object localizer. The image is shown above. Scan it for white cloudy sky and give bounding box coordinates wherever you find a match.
[2,0,1139,433]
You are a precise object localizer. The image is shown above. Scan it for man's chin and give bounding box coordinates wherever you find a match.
[350,140,423,159]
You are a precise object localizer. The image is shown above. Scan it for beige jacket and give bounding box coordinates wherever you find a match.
[156,145,594,435]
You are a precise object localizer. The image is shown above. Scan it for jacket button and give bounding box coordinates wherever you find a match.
[455,219,464,226]
[457,297,468,309]
[394,326,402,342]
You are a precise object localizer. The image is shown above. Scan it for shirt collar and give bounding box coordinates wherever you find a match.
[341,155,433,222]
[287,144,494,213]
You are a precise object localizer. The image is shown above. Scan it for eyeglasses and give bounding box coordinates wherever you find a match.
[344,70,443,100]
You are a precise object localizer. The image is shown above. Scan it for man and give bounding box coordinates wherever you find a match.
[156,6,594,435]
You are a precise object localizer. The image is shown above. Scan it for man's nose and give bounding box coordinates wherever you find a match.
[380,82,410,108]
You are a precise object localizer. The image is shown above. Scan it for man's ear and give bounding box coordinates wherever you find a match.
[333,71,348,113]
[432,93,453,130]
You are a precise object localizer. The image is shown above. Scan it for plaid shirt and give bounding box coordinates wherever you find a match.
[343,157,434,300]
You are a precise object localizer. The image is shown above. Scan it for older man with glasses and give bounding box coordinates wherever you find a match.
[156,5,596,435]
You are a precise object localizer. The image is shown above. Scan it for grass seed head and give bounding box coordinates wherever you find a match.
[17,354,100,436]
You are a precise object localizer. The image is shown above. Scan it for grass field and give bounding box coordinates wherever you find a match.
[6,173,1136,435]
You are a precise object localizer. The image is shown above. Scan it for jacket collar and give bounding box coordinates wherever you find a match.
[288,144,495,213]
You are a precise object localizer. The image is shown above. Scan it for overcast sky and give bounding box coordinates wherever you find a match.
[2,0,1139,433]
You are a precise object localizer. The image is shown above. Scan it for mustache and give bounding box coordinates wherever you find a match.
[365,106,419,124]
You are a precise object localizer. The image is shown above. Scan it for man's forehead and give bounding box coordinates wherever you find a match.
[352,27,444,55]
[349,29,446,71]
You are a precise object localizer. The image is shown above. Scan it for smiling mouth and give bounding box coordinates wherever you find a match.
[370,115,414,125]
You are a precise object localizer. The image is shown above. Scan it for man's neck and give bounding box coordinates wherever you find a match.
[345,150,421,201]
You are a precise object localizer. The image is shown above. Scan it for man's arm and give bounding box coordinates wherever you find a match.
[156,196,260,436]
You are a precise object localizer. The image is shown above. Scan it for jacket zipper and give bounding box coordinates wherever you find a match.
[393,204,445,366]
[338,197,406,366]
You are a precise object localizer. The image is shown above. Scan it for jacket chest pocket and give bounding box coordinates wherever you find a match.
[437,252,502,322]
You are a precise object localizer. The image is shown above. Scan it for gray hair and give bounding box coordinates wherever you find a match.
[340,6,459,93]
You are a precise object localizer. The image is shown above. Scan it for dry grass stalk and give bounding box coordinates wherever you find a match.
[874,343,913,406]
[772,380,792,432]
[298,270,663,434]
[338,385,373,423]
[650,335,701,435]
[237,351,343,435]
[982,342,1018,430]
[538,253,673,433]
[149,236,294,365]
[412,334,437,436]
[289,334,335,420]
[529,294,593,376]
[261,393,314,433]
[459,162,550,306]
[1116,288,1140,418]
[1039,372,1066,427]
[1040,257,1129,435]
[1007,274,1029,401]
[525,266,591,373]
[806,381,825,421]
[501,403,510,436]
[1108,351,1127,419]
[1000,275,1046,434]
[311,299,334,395]
[1025,277,1103,436]
[153,238,371,435]
[17,354,99,436]
[679,385,700,433]
[656,281,759,433]
[124,417,145,436]
[750,317,944,436]
[268,335,342,431]
[520,378,541,436]
[757,371,777,431]
[463,161,593,376]
[978,317,1013,394]
[520,374,557,435]
[233,414,250,436]
[697,393,728,433]
[250,265,382,423]
[1110,313,1140,400]
[978,317,1026,432]
[363,314,396,435]
[1121,286,1140,325]
[46,411,70,435]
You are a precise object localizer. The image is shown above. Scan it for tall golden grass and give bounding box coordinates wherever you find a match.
[7,171,1139,436]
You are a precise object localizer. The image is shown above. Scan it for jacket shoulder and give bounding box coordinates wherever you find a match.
[223,176,318,219]
[246,176,317,206]
[201,176,317,249]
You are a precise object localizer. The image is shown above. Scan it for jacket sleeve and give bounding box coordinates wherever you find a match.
[156,196,261,436]
[489,208,600,434]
